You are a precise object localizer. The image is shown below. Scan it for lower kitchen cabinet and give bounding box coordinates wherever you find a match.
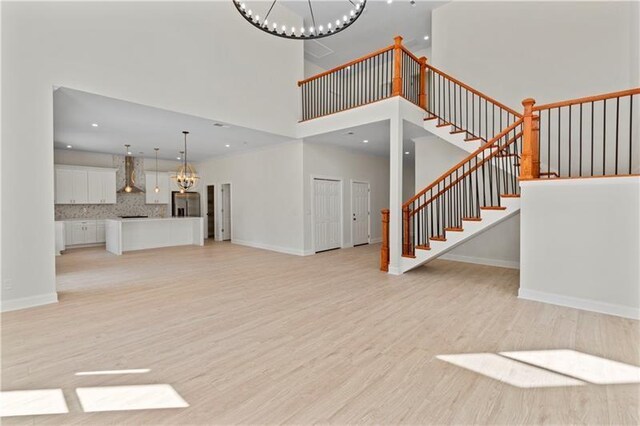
[63,219,106,246]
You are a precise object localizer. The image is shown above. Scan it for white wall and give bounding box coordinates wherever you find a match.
[414,135,520,268]
[54,149,180,172]
[303,142,390,252]
[197,141,305,255]
[519,177,640,319]
[432,2,639,109]
[1,2,303,311]
[304,60,326,79]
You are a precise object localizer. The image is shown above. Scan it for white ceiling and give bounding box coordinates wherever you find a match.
[280,0,446,70]
[303,119,427,160]
[53,87,291,161]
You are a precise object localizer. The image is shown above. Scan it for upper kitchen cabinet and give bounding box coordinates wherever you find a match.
[87,169,117,204]
[145,172,170,204]
[55,165,117,204]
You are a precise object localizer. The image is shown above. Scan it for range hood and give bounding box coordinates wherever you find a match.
[118,155,144,193]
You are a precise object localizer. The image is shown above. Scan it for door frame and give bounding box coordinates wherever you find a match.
[350,179,371,246]
[310,175,344,254]
[206,184,215,239]
[220,182,232,241]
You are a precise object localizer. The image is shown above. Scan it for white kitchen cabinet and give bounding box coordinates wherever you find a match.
[145,172,170,204]
[55,165,116,205]
[55,168,88,204]
[96,221,106,243]
[64,219,105,246]
[88,170,117,204]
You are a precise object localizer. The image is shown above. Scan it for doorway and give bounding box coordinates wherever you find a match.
[221,183,231,241]
[351,181,370,246]
[312,177,342,253]
[207,185,215,239]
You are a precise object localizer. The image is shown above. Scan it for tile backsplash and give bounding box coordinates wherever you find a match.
[55,154,171,220]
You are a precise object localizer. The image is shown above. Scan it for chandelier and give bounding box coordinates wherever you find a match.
[233,0,367,40]
[173,131,199,193]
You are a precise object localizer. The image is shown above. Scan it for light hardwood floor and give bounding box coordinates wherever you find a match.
[2,241,639,424]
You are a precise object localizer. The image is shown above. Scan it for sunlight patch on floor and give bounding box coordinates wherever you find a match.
[500,349,640,385]
[437,353,585,388]
[76,384,189,413]
[0,389,68,417]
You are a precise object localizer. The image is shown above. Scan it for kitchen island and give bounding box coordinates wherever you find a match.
[105,217,204,255]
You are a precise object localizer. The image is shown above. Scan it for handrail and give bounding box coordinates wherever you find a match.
[297,44,394,87]
[425,63,522,118]
[533,87,640,111]
[410,131,524,217]
[403,118,524,208]
[400,46,421,63]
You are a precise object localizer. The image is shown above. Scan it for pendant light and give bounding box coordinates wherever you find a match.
[124,144,133,193]
[233,0,367,40]
[172,131,199,193]
[153,148,160,193]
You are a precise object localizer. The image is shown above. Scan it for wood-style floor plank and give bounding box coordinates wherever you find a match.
[1,241,638,425]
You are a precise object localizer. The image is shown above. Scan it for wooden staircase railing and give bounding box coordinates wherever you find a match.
[424,64,522,143]
[298,36,426,121]
[520,88,640,180]
[402,119,524,257]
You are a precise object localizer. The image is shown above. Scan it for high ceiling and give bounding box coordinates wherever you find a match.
[53,88,291,162]
[281,0,446,70]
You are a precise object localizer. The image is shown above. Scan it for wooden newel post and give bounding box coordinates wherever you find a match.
[380,209,390,272]
[402,206,411,256]
[392,36,403,97]
[419,56,427,110]
[521,98,540,180]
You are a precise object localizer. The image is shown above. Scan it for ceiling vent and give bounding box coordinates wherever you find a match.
[305,40,334,59]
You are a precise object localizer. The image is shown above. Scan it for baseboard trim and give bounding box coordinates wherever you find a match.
[232,239,308,257]
[1,292,58,312]
[518,288,640,320]
[370,237,382,244]
[440,253,520,270]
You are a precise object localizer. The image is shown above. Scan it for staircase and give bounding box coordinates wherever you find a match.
[401,118,524,272]
[296,36,639,274]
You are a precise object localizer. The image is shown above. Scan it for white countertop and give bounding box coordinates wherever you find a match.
[105,217,202,223]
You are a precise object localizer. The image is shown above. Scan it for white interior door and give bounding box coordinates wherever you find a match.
[351,181,370,246]
[313,178,341,253]
[221,184,231,241]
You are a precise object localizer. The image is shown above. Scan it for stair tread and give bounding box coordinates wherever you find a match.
[444,227,464,232]
[462,217,482,221]
[500,194,520,198]
[430,236,447,242]
[480,206,507,210]
[436,122,452,128]
[450,129,466,135]
[424,116,439,121]
[402,254,416,259]
[415,244,431,250]
[464,137,481,142]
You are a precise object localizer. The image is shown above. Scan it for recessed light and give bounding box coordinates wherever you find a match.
[424,35,430,40]
[387,0,393,4]
[176,156,181,160]
[214,123,230,128]
[225,144,230,148]
[405,151,410,155]
[91,123,98,127]
[66,145,72,149]
[346,131,354,135]
[363,139,369,143]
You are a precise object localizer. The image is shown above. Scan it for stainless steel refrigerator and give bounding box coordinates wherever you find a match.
[172,191,201,217]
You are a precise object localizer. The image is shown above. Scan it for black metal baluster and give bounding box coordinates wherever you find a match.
[630,95,634,175]
[579,103,583,176]
[615,97,620,175]
[603,99,607,175]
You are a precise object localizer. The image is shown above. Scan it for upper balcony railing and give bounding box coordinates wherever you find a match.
[298,36,425,121]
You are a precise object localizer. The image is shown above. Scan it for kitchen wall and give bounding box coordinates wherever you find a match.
[54,149,180,220]
[2,1,303,311]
